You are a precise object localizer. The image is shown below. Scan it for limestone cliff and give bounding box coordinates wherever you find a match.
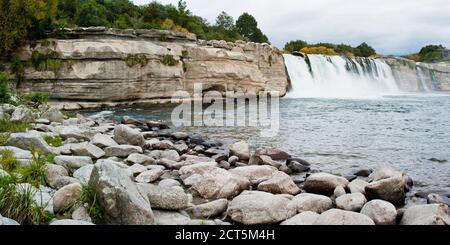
[13,27,289,110]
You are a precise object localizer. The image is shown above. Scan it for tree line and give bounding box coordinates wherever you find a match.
[284,40,377,58]
[0,0,269,58]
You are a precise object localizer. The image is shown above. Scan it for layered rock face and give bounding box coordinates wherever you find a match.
[14,27,289,109]
[384,57,450,91]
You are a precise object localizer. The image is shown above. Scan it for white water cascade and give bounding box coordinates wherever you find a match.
[417,67,431,92]
[284,54,399,99]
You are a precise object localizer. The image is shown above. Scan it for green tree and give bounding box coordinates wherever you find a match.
[216,11,234,31]
[236,13,269,43]
[418,44,446,62]
[284,40,308,52]
[74,0,109,27]
[354,42,376,57]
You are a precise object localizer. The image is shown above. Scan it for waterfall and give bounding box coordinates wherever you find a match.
[284,54,399,99]
[417,67,431,92]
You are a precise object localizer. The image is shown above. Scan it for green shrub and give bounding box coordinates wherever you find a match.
[73,184,105,224]
[0,150,20,172]
[43,135,63,147]
[19,150,48,188]
[31,51,62,72]
[0,133,10,145]
[22,92,50,106]
[0,72,12,104]
[125,54,149,68]
[10,55,25,82]
[160,54,179,66]
[0,118,30,133]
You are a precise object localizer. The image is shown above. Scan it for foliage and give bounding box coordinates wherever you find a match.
[0,72,12,104]
[406,53,421,62]
[43,135,63,147]
[19,150,48,188]
[284,40,377,57]
[74,184,105,224]
[284,40,308,53]
[31,51,62,72]
[418,45,446,62]
[301,46,337,55]
[10,56,25,82]
[0,133,10,146]
[0,119,30,133]
[22,92,50,106]
[125,54,149,68]
[236,13,269,43]
[160,54,179,66]
[0,150,20,172]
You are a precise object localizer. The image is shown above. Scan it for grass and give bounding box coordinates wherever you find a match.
[22,92,50,105]
[72,184,105,224]
[19,150,48,188]
[160,54,179,66]
[31,51,62,72]
[125,54,149,68]
[43,135,63,147]
[0,118,30,133]
[0,150,20,172]
[0,133,10,145]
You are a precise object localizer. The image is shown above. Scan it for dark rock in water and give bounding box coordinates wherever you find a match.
[121,116,144,126]
[201,139,222,148]
[171,132,189,140]
[255,147,291,161]
[157,132,172,138]
[146,120,170,130]
[193,145,206,153]
[415,190,450,199]
[344,175,357,182]
[189,135,205,145]
[212,154,228,163]
[353,169,373,177]
[427,194,450,206]
[142,131,158,139]
[403,175,414,192]
[428,158,448,163]
[287,161,310,173]
[219,161,231,170]
[287,158,311,166]
[204,147,229,157]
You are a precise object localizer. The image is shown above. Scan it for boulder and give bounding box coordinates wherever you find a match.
[257,171,300,195]
[6,132,54,154]
[135,168,164,183]
[72,205,92,223]
[153,210,190,225]
[41,107,65,123]
[287,160,310,173]
[128,163,147,176]
[254,147,291,160]
[280,211,320,225]
[70,142,105,159]
[89,160,154,224]
[290,193,333,213]
[171,132,189,140]
[368,165,401,182]
[229,165,278,185]
[125,153,155,166]
[348,179,369,195]
[313,209,375,225]
[427,194,450,206]
[54,155,93,173]
[229,141,250,160]
[227,191,296,225]
[53,183,82,213]
[10,106,35,123]
[158,179,181,188]
[0,146,33,159]
[365,174,406,204]
[335,193,367,212]
[91,133,118,148]
[49,219,94,225]
[104,145,143,157]
[303,173,349,195]
[55,125,91,141]
[113,124,145,147]
[137,184,191,210]
[73,165,94,184]
[360,200,397,225]
[0,215,20,225]
[51,176,81,189]
[400,204,450,225]
[148,150,180,162]
[45,164,69,186]
[185,199,228,219]
[333,186,346,197]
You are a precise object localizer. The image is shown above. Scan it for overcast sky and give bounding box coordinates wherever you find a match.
[132,0,450,55]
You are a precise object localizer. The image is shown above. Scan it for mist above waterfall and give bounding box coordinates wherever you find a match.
[284,54,399,99]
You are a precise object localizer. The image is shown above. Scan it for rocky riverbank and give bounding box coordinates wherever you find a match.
[0,104,449,225]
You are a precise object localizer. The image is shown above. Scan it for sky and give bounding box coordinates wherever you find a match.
[132,0,450,55]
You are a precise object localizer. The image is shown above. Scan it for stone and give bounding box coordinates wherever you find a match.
[148,150,180,162]
[49,219,95,225]
[158,179,181,188]
[303,173,349,195]
[53,183,82,213]
[73,165,94,184]
[171,132,189,140]
[54,155,93,172]
[228,156,239,165]
[121,116,144,126]
[229,141,250,160]
[135,168,164,183]
[365,174,406,204]
[0,215,20,225]
[6,132,54,154]
[70,142,105,159]
[179,164,250,199]
[400,204,450,225]
[185,199,228,219]
[290,193,333,214]
[146,120,170,130]
[258,155,282,168]
[10,106,35,123]
[360,200,397,225]
[148,139,175,150]
[427,194,450,206]
[254,147,291,160]
[89,160,154,224]
[72,205,93,223]
[128,164,147,176]
[353,168,373,177]
[113,124,145,147]
[125,153,155,166]
[104,145,143,157]
[51,176,81,189]
[153,210,190,225]
[229,165,278,185]
[173,142,189,154]
[137,184,191,210]
[335,193,367,212]
[280,211,320,225]
[368,165,401,182]
[41,107,65,123]
[287,160,310,173]
[314,209,375,225]
[45,164,69,186]
[91,133,118,148]
[227,191,296,225]
[333,186,346,197]
[257,171,300,195]
[348,179,369,195]
[218,160,230,170]
[0,146,33,159]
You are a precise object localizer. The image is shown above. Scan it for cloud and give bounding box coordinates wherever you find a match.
[132,0,450,55]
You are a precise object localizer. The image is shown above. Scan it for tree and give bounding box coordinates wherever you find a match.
[355,42,376,57]
[74,0,109,27]
[216,11,234,31]
[236,13,269,43]
[284,40,308,53]
[418,45,446,62]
